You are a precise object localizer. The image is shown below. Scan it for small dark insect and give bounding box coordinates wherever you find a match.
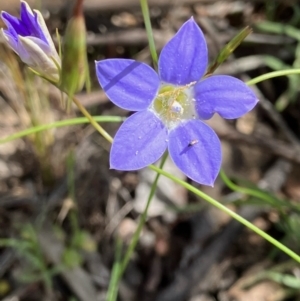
[188,139,199,147]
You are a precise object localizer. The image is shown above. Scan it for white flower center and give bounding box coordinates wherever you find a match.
[150,83,197,130]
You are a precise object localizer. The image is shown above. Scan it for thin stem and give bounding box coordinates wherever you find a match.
[119,152,169,277]
[149,165,300,264]
[106,238,122,301]
[71,96,113,143]
[220,170,300,211]
[221,170,283,205]
[246,69,300,86]
[140,0,158,67]
[0,116,123,145]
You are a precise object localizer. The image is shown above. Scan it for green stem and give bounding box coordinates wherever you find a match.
[149,165,300,264]
[106,238,122,301]
[219,170,300,210]
[0,116,123,145]
[140,0,158,67]
[246,69,300,86]
[71,96,114,143]
[221,170,300,213]
[119,152,169,277]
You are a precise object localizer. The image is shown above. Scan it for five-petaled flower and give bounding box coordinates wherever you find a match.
[96,18,258,186]
[1,1,60,82]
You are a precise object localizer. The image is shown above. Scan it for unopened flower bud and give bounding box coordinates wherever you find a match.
[1,1,60,82]
[60,0,89,95]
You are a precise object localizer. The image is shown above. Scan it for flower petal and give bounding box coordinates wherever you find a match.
[24,36,54,56]
[168,120,221,186]
[18,36,59,80]
[1,11,29,36]
[20,1,36,30]
[1,29,18,53]
[194,75,259,120]
[33,8,58,56]
[158,17,208,85]
[110,110,168,170]
[19,1,48,44]
[96,59,160,111]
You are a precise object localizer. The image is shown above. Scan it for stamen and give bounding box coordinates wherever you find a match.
[151,83,197,129]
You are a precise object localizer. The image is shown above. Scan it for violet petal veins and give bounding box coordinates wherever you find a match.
[96,17,259,185]
[1,1,60,82]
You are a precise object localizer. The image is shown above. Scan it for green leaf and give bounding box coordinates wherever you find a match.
[206,26,252,76]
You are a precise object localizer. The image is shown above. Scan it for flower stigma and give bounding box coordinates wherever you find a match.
[150,82,197,130]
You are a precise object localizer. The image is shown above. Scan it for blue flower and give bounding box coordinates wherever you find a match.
[1,1,60,82]
[95,18,258,186]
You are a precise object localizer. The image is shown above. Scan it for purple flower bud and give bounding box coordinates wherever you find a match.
[1,1,60,82]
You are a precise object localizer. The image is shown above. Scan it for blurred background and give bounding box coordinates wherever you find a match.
[1,0,300,300]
